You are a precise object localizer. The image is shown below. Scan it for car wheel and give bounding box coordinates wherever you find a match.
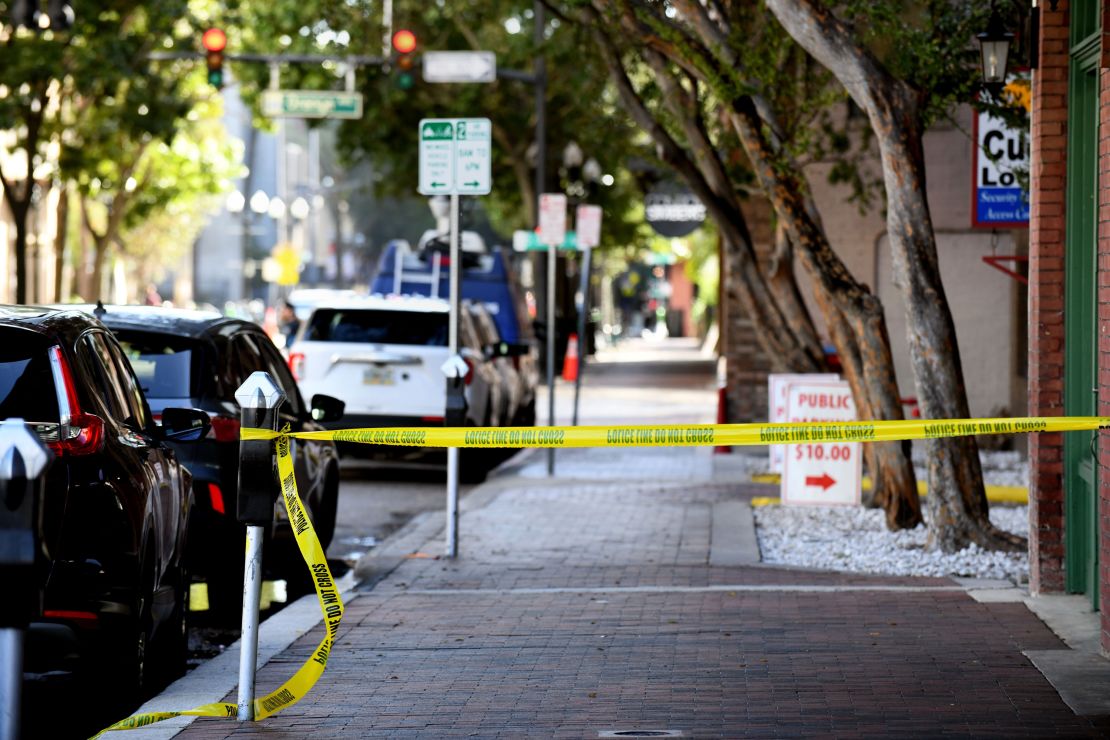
[107,569,154,709]
[156,555,190,685]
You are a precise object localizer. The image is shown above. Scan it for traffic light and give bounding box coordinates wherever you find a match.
[391,29,418,90]
[202,27,227,89]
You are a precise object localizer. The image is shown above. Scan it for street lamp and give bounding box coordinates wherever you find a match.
[289,197,310,221]
[267,196,286,221]
[249,190,270,215]
[226,190,245,214]
[977,8,1013,87]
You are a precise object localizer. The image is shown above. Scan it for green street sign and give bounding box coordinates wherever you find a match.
[261,90,364,120]
[418,118,491,196]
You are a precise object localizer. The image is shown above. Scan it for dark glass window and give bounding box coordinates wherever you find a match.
[0,331,59,425]
[115,332,200,400]
[103,337,152,430]
[305,309,448,346]
[78,332,130,423]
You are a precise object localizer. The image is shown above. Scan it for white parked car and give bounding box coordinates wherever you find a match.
[288,296,502,478]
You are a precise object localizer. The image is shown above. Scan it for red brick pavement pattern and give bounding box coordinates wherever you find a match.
[178,587,1109,738]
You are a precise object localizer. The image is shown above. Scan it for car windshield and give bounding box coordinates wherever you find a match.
[306,308,448,346]
[114,332,198,398]
[0,329,60,437]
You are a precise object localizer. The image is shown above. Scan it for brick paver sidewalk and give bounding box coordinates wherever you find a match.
[174,447,1110,738]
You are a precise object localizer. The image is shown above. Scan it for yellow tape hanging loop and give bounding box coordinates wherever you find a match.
[91,432,343,737]
[241,416,1109,449]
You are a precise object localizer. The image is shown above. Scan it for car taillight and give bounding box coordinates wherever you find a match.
[47,412,105,457]
[208,482,226,515]
[289,352,305,381]
[463,356,475,386]
[46,346,105,456]
[208,415,241,443]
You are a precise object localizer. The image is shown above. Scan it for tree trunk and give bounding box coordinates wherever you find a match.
[766,222,823,364]
[732,99,920,529]
[13,217,29,304]
[766,0,1021,551]
[54,186,69,302]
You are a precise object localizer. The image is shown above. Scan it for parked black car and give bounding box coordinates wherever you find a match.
[0,306,208,704]
[76,305,345,618]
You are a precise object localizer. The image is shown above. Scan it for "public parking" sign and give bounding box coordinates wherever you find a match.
[781,380,861,507]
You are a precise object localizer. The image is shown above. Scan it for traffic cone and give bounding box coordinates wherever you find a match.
[562,333,579,382]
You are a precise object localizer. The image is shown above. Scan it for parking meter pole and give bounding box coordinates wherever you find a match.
[238,525,264,720]
[546,241,556,476]
[0,629,21,740]
[446,192,461,558]
[572,246,592,427]
[233,373,286,722]
[0,419,51,740]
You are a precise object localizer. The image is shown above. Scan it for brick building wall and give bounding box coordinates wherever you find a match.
[1028,0,1069,596]
[720,200,775,423]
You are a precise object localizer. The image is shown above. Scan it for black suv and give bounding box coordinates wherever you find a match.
[81,305,344,617]
[0,306,207,703]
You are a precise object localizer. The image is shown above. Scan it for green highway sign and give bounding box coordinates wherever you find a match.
[418,118,491,196]
[261,90,363,119]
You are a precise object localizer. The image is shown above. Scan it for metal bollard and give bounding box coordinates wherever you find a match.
[0,419,51,740]
[233,372,286,721]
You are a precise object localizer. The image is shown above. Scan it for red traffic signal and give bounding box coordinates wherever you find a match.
[202,27,227,53]
[392,29,417,54]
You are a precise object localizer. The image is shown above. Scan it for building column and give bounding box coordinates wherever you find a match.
[1028,0,1070,595]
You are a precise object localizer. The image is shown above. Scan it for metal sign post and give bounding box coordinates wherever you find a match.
[445,192,462,558]
[572,205,602,427]
[418,118,491,557]
[539,194,568,476]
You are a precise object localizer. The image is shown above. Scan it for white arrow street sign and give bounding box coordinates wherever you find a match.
[441,354,470,379]
[423,51,497,83]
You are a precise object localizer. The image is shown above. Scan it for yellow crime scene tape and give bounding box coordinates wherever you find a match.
[93,413,1107,736]
[241,415,1110,448]
[91,431,343,738]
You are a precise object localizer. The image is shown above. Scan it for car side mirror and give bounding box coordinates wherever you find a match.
[161,408,211,442]
[310,394,345,423]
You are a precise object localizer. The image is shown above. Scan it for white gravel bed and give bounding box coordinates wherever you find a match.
[753,503,1029,581]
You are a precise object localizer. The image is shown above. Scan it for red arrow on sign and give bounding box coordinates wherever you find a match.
[805,473,836,491]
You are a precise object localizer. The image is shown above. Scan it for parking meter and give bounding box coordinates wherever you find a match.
[233,372,286,721]
[445,377,469,428]
[234,372,286,527]
[0,419,51,740]
[0,420,50,628]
